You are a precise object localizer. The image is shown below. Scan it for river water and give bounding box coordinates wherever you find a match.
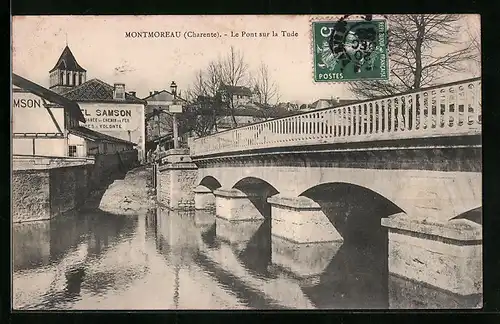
[12,207,480,310]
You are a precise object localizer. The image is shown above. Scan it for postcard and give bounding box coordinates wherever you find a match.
[12,14,481,310]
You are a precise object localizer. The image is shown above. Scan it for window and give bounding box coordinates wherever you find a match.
[73,73,77,86]
[79,73,83,84]
[69,145,77,157]
[66,72,70,85]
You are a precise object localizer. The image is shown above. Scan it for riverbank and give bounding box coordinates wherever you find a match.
[98,165,156,216]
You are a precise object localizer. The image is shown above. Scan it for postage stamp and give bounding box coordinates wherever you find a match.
[312,19,389,82]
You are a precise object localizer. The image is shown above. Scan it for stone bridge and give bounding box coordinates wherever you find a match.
[156,78,482,302]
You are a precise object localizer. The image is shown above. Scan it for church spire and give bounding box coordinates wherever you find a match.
[49,44,87,93]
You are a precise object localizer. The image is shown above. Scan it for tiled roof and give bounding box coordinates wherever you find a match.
[12,73,85,122]
[220,85,253,96]
[61,79,146,104]
[49,46,86,73]
[142,90,174,101]
[311,98,359,108]
[69,126,136,146]
[218,104,299,118]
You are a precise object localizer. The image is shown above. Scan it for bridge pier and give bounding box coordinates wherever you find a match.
[215,217,264,251]
[381,213,482,302]
[193,209,216,228]
[267,195,344,278]
[267,195,343,244]
[194,185,216,210]
[213,188,265,222]
[157,149,198,210]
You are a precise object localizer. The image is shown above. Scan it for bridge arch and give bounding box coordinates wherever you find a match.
[299,182,404,246]
[232,177,280,219]
[450,206,482,225]
[198,176,222,192]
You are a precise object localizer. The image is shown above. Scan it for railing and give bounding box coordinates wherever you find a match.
[190,78,481,157]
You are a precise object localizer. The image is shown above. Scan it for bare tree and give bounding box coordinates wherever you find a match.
[180,69,223,136]
[215,46,252,127]
[178,96,224,137]
[348,14,480,99]
[252,62,280,106]
[465,16,481,76]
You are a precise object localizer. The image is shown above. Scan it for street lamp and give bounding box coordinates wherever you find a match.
[170,81,177,97]
[170,81,179,149]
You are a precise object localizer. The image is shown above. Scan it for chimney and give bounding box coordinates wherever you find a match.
[129,91,136,97]
[150,91,154,96]
[113,83,126,100]
[336,96,340,103]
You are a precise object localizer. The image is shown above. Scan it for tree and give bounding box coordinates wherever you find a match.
[183,69,222,135]
[252,62,280,106]
[347,14,480,99]
[185,46,251,130]
[214,46,251,127]
[178,95,225,137]
[465,16,481,76]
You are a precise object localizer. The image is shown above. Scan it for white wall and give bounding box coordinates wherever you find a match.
[12,139,33,155]
[78,102,145,161]
[12,138,67,156]
[35,139,67,156]
[67,134,87,157]
[12,90,65,134]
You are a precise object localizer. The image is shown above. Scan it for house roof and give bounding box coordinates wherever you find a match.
[61,79,146,104]
[219,85,253,97]
[69,126,136,146]
[49,46,87,73]
[142,90,175,101]
[217,104,298,118]
[12,73,86,122]
[310,98,359,108]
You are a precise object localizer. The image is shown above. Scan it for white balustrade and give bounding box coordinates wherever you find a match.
[190,79,481,157]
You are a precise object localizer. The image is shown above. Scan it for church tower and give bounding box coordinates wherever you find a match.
[49,45,87,94]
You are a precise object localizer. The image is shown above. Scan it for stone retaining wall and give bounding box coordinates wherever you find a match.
[12,150,139,223]
[12,164,92,223]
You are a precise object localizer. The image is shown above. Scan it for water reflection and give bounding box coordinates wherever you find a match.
[12,210,138,309]
[299,244,389,309]
[388,274,482,309]
[13,206,478,310]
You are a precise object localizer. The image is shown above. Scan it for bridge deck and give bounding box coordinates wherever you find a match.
[190,78,481,158]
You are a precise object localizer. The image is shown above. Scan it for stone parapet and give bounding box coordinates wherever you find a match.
[162,148,192,164]
[157,152,198,210]
[268,194,343,244]
[381,213,482,297]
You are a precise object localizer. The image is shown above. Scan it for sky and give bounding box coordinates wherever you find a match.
[12,15,480,104]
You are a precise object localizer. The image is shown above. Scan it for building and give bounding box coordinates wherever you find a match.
[12,73,135,158]
[48,45,147,162]
[49,46,87,94]
[307,98,359,111]
[67,125,136,157]
[12,73,85,156]
[143,90,181,153]
[216,104,300,131]
[218,84,261,108]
